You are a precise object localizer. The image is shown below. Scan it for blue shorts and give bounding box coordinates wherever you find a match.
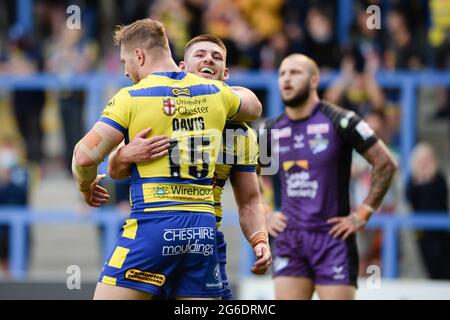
[216,230,232,300]
[98,211,224,298]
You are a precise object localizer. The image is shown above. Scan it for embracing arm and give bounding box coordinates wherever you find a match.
[108,128,170,180]
[108,141,130,180]
[229,86,262,122]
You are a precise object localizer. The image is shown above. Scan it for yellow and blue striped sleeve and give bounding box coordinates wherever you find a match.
[99,88,131,135]
[217,82,241,120]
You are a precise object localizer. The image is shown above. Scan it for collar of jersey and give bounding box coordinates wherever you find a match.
[151,71,187,80]
[286,101,321,123]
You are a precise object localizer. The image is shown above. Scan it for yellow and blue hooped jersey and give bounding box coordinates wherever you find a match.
[213,122,259,228]
[100,71,241,214]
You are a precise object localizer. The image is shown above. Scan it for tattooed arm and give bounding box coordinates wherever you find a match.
[328,140,397,240]
[360,140,398,214]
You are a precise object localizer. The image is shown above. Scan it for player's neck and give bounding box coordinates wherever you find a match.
[140,56,181,79]
[285,93,320,121]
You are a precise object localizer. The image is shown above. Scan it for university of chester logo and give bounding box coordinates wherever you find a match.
[162,98,176,116]
[153,186,168,198]
[171,87,191,96]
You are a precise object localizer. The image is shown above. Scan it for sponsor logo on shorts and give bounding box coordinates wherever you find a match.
[162,227,215,257]
[125,269,166,287]
[206,263,223,288]
[332,265,346,280]
[214,264,221,281]
[274,257,289,272]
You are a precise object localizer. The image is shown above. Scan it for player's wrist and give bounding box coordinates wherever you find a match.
[355,203,376,222]
[249,231,269,248]
[117,145,132,164]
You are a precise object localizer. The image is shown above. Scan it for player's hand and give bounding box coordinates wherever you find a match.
[80,174,110,207]
[120,128,170,163]
[251,242,272,275]
[267,211,288,238]
[327,213,367,240]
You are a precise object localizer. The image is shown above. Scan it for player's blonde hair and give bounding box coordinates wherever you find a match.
[184,34,227,59]
[114,18,170,54]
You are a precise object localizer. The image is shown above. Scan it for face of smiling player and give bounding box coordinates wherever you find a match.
[180,41,229,81]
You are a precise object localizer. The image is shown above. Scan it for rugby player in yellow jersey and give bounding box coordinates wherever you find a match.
[71,19,262,300]
[107,35,272,299]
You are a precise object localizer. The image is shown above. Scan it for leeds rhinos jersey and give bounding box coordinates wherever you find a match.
[264,100,378,231]
[100,71,241,214]
[213,122,259,228]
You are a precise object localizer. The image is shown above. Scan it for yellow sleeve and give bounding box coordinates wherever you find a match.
[99,89,132,134]
[245,128,259,165]
[218,82,241,120]
[234,127,259,171]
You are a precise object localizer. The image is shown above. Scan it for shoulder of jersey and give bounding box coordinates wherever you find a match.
[318,100,356,122]
[261,112,286,130]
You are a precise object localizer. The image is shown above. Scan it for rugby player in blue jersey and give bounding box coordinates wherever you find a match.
[264,54,397,300]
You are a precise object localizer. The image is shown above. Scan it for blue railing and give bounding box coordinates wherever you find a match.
[1,207,449,281]
[2,71,450,177]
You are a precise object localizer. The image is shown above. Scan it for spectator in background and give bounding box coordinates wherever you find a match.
[324,49,385,117]
[0,138,31,274]
[0,35,46,166]
[149,0,192,61]
[428,0,450,120]
[406,143,450,280]
[204,0,261,69]
[45,17,97,174]
[260,32,290,70]
[303,6,341,71]
[350,1,385,62]
[384,7,424,70]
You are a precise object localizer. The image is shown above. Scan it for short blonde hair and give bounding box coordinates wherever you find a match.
[114,18,170,53]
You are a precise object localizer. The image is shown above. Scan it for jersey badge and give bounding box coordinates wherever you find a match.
[308,134,329,154]
[162,98,177,116]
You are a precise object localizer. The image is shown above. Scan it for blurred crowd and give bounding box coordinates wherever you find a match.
[0,0,449,278]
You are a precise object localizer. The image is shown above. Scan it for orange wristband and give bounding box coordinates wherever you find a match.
[249,231,269,248]
[357,203,375,221]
